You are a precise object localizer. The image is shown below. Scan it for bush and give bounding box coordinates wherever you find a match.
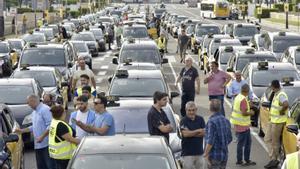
[67,0,77,4]
[254,8,279,18]
[17,8,33,14]
[69,11,81,18]
[273,3,295,12]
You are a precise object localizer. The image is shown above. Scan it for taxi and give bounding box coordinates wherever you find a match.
[230,23,259,45]
[280,46,300,73]
[191,24,220,54]
[259,78,300,161]
[0,104,24,169]
[11,66,69,110]
[262,32,300,60]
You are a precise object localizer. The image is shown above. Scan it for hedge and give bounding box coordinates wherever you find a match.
[69,11,81,18]
[17,8,43,14]
[254,8,279,18]
[273,3,295,12]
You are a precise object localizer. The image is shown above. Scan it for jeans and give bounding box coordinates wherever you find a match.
[209,95,225,116]
[207,160,227,169]
[116,35,122,48]
[236,129,251,162]
[181,91,195,117]
[183,155,204,169]
[35,146,55,169]
[54,159,69,169]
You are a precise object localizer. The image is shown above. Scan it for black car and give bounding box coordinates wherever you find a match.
[0,41,13,77]
[0,78,44,143]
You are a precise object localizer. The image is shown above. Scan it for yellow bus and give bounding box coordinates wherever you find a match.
[200,0,230,19]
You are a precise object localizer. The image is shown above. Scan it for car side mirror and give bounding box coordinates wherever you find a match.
[162,58,168,64]
[4,133,19,143]
[108,77,112,83]
[68,62,73,68]
[61,81,69,87]
[226,67,233,72]
[261,101,270,108]
[112,57,118,65]
[171,91,179,98]
[286,124,298,135]
[114,53,119,57]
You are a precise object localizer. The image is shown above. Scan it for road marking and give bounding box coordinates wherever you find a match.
[97,71,107,76]
[168,62,182,93]
[94,57,105,61]
[96,77,103,83]
[224,97,269,153]
[100,66,108,70]
[166,55,176,63]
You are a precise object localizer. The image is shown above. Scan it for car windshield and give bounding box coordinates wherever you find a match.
[0,43,9,53]
[23,34,45,43]
[8,41,23,50]
[20,49,65,66]
[236,56,277,71]
[109,106,176,133]
[196,27,220,37]
[73,43,89,53]
[72,34,95,41]
[12,71,56,87]
[0,85,34,104]
[120,49,160,64]
[155,9,166,14]
[177,17,188,22]
[72,154,171,169]
[252,70,300,86]
[283,87,300,105]
[295,52,300,65]
[220,52,232,64]
[273,38,300,53]
[110,78,165,97]
[98,18,113,23]
[123,27,148,38]
[39,29,54,38]
[234,26,257,37]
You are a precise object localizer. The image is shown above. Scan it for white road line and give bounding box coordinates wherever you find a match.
[169,62,182,93]
[100,66,108,69]
[96,77,103,83]
[224,97,269,153]
[166,55,177,63]
[97,71,107,76]
[94,57,105,61]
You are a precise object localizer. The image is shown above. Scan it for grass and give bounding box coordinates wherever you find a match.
[266,17,300,27]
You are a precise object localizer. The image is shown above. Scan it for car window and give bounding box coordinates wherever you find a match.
[21,48,66,66]
[291,102,300,125]
[0,114,11,135]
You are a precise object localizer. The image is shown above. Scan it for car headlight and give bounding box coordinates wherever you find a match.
[22,114,32,125]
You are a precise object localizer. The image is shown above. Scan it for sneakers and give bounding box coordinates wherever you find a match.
[264,160,279,169]
[236,161,244,165]
[243,160,256,166]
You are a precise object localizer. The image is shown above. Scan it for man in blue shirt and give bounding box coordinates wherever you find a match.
[204,99,232,169]
[180,101,205,169]
[227,71,252,103]
[76,95,115,136]
[15,94,54,169]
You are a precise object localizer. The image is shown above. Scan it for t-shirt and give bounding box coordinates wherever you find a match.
[55,122,76,143]
[180,115,205,156]
[207,70,230,96]
[180,66,199,93]
[73,68,95,88]
[93,112,115,136]
[147,106,171,142]
[179,34,189,48]
[76,110,89,139]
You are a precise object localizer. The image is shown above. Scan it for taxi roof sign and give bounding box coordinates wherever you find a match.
[282,77,294,85]
[116,69,129,78]
[245,48,255,54]
[257,61,268,70]
[279,32,286,36]
[124,58,133,65]
[224,46,233,52]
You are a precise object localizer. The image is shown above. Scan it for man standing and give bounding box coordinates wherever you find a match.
[147,91,173,142]
[15,94,54,169]
[178,29,190,62]
[107,24,114,50]
[180,101,205,169]
[115,23,123,49]
[22,14,27,34]
[74,74,97,98]
[76,95,115,136]
[69,96,96,139]
[175,56,200,117]
[230,84,256,166]
[264,80,289,169]
[204,99,232,169]
[204,61,231,116]
[71,56,96,91]
[156,33,166,55]
[227,71,252,103]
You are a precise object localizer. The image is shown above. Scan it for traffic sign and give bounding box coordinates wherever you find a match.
[284,3,289,12]
[10,7,17,16]
[257,7,262,15]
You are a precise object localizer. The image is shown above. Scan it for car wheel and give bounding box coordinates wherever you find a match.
[258,116,265,137]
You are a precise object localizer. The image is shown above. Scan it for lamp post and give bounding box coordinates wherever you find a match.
[0,0,4,37]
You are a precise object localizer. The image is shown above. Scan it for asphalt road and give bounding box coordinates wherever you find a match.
[23,3,284,169]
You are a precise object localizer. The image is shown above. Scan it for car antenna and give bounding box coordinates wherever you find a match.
[123,123,126,136]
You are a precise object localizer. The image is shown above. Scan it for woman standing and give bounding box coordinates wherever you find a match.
[49,105,80,169]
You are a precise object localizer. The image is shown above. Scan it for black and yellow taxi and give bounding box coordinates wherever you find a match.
[191,23,220,54]
[262,32,300,60]
[280,46,300,73]
[0,104,24,169]
[259,78,300,162]
[11,66,69,109]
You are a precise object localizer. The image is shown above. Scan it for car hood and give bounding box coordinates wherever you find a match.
[252,86,268,98]
[77,52,91,57]
[7,104,33,125]
[43,86,58,94]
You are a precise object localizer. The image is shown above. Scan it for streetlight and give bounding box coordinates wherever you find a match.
[0,0,4,37]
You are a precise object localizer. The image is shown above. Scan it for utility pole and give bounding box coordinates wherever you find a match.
[0,0,4,37]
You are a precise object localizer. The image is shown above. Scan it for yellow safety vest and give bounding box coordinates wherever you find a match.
[230,94,251,126]
[49,119,77,160]
[286,152,299,169]
[157,38,165,49]
[76,87,96,96]
[270,91,288,123]
[37,19,43,28]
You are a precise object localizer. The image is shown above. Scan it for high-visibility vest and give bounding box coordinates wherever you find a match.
[49,119,77,160]
[286,152,299,169]
[230,94,251,126]
[37,19,43,28]
[157,37,165,49]
[270,91,288,123]
[76,87,96,96]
